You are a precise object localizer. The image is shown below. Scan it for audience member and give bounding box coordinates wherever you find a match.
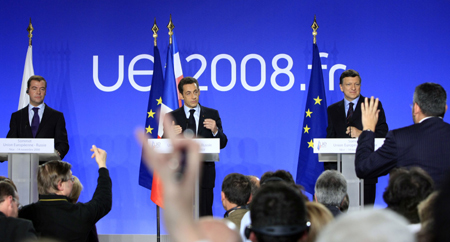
[0,176,18,191]
[432,170,450,242]
[383,167,434,226]
[316,209,414,242]
[339,194,349,213]
[198,217,242,242]
[314,170,347,217]
[260,170,308,201]
[305,202,333,242]
[246,182,310,242]
[246,175,260,203]
[416,192,438,242]
[222,173,251,228]
[68,175,100,242]
[136,117,240,242]
[0,181,37,241]
[19,145,112,242]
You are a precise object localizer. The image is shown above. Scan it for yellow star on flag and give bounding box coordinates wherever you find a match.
[146,125,154,134]
[307,139,314,148]
[156,97,162,105]
[313,96,322,105]
[148,109,156,118]
[305,109,313,118]
[304,124,311,133]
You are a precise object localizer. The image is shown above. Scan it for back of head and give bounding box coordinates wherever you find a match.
[383,167,434,223]
[250,182,309,242]
[0,176,17,192]
[260,170,295,186]
[222,173,251,207]
[305,202,333,242]
[197,217,242,242]
[316,209,413,242]
[315,170,347,207]
[339,69,361,85]
[413,82,447,117]
[417,192,438,242]
[246,175,260,199]
[68,176,83,204]
[0,181,17,217]
[38,160,72,195]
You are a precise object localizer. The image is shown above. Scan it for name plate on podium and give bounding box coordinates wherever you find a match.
[0,138,54,153]
[148,138,220,154]
[313,138,385,153]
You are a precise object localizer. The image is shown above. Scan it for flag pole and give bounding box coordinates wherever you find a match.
[167,15,174,44]
[312,15,318,44]
[27,18,33,46]
[152,18,161,242]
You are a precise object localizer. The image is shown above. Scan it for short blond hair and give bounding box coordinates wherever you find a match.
[306,202,334,242]
[68,176,83,203]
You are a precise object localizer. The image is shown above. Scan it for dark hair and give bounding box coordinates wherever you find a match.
[222,173,251,206]
[413,82,447,117]
[261,170,295,185]
[27,75,47,89]
[339,69,361,85]
[433,170,450,241]
[0,181,16,202]
[250,182,308,242]
[178,76,199,94]
[38,160,72,195]
[383,167,434,223]
[0,176,17,192]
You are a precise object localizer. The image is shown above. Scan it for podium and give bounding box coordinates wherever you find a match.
[313,138,384,210]
[0,138,59,206]
[148,138,220,219]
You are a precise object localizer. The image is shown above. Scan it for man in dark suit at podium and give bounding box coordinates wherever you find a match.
[7,75,69,159]
[165,76,228,216]
[326,70,388,204]
[356,83,450,189]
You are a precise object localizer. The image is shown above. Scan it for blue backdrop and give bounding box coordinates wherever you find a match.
[1,0,450,235]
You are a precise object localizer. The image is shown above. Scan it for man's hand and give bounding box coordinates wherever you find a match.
[172,121,182,135]
[90,145,107,168]
[136,116,203,242]
[203,118,218,134]
[346,126,362,138]
[361,96,380,132]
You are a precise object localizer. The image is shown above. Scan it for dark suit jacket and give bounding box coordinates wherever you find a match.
[326,95,388,185]
[19,168,112,242]
[326,95,388,138]
[355,117,450,189]
[0,211,37,242]
[7,104,69,159]
[165,104,228,189]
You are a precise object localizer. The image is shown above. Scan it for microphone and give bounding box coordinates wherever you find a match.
[183,119,194,138]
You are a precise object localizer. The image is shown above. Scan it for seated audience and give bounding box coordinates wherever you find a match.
[0,181,37,242]
[416,192,438,242]
[246,182,310,242]
[305,202,333,242]
[383,167,434,226]
[316,209,414,242]
[136,118,240,242]
[19,145,112,242]
[222,173,251,228]
[314,170,347,217]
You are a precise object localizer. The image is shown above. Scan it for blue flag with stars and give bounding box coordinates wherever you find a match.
[296,43,328,194]
[138,45,164,191]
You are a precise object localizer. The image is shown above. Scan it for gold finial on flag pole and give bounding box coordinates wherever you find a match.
[167,15,174,44]
[311,15,319,44]
[152,18,159,47]
[27,18,34,46]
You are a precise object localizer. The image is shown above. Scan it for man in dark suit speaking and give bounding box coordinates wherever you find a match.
[326,69,388,204]
[165,76,228,216]
[356,83,450,189]
[7,75,69,159]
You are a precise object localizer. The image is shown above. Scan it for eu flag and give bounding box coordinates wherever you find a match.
[296,43,328,194]
[138,45,164,193]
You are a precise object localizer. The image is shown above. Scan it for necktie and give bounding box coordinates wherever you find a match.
[31,107,40,137]
[188,109,196,136]
[347,102,354,124]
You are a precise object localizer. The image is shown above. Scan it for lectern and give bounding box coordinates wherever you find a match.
[314,138,384,210]
[148,138,220,219]
[0,138,59,205]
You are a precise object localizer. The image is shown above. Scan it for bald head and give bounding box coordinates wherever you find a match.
[197,217,242,242]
